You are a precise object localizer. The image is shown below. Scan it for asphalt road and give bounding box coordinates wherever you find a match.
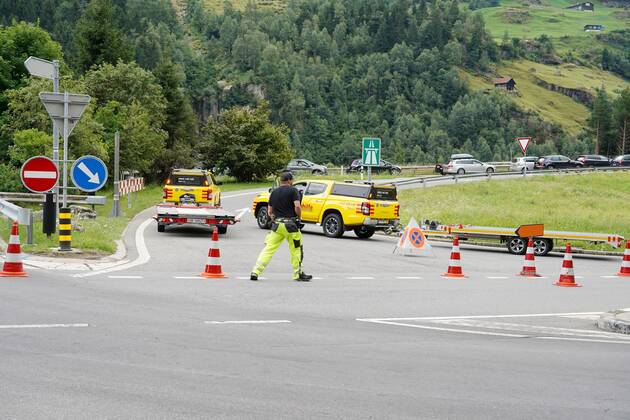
[1,189,630,419]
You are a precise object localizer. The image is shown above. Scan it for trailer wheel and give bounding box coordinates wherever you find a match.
[533,238,553,256]
[507,237,527,255]
[217,225,228,234]
[157,224,165,233]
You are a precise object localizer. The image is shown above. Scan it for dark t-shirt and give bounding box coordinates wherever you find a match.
[269,185,300,218]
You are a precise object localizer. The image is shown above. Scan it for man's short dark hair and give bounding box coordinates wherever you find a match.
[279,171,294,182]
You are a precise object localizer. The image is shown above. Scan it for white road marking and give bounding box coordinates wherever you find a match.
[174,276,202,279]
[108,275,142,279]
[222,191,262,199]
[348,276,374,280]
[363,311,602,321]
[600,276,618,278]
[234,207,250,220]
[237,276,267,280]
[0,323,88,329]
[357,319,528,338]
[431,319,630,340]
[73,218,153,278]
[312,277,324,280]
[396,276,422,279]
[204,320,291,325]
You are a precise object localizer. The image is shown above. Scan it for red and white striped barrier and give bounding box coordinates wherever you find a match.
[120,177,144,196]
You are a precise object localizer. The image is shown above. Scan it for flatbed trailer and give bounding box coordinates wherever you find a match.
[420,222,624,256]
[154,203,237,234]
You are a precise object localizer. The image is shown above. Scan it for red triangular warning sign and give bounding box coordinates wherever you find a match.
[516,137,531,154]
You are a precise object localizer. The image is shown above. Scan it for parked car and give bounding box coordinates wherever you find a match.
[611,154,630,167]
[535,155,583,170]
[576,154,611,167]
[346,159,402,174]
[435,154,474,174]
[444,158,495,175]
[286,159,328,175]
[509,156,539,173]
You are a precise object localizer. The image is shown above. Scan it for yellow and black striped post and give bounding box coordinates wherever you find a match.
[59,207,72,251]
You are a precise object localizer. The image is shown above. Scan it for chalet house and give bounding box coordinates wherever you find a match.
[584,24,604,31]
[566,2,594,11]
[493,77,516,91]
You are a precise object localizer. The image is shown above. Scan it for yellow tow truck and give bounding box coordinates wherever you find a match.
[252,180,400,238]
[156,169,236,234]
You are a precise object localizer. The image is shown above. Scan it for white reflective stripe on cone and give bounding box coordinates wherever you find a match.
[565,254,573,261]
[9,235,20,245]
[206,257,221,265]
[4,253,23,263]
[621,260,630,268]
[449,260,461,266]
[524,260,535,267]
[452,246,460,252]
[526,247,534,254]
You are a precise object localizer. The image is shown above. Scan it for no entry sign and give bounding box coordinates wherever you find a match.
[20,156,59,193]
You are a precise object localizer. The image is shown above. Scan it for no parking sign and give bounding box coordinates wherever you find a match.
[395,217,432,256]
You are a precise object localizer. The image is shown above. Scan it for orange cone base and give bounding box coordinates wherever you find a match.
[0,271,28,277]
[616,272,630,277]
[200,271,226,278]
[519,271,541,277]
[554,281,581,287]
[442,272,466,278]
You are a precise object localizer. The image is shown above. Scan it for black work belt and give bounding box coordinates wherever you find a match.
[272,218,300,233]
[274,217,298,223]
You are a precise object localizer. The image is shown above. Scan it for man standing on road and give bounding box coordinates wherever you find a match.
[250,171,312,282]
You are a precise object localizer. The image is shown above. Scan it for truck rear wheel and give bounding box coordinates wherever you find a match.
[354,226,375,239]
[217,225,228,234]
[157,223,165,233]
[322,213,344,238]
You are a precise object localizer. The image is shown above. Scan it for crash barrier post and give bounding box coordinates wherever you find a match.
[58,207,72,251]
[0,222,27,277]
[617,240,630,277]
[555,243,580,287]
[442,235,466,278]
[201,226,226,278]
[519,237,541,277]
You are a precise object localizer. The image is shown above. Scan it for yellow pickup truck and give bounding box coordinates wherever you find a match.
[252,180,400,238]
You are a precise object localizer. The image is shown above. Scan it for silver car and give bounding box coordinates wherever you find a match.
[510,156,538,172]
[286,159,328,175]
[444,159,496,175]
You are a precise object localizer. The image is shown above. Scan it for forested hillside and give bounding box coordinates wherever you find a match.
[1,0,628,183]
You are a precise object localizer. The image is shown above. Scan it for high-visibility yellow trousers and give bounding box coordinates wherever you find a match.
[252,222,303,279]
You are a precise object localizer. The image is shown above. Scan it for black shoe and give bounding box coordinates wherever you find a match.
[250,273,258,281]
[295,272,312,282]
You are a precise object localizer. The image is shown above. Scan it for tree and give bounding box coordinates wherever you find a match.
[612,88,630,155]
[74,0,133,72]
[200,102,292,181]
[8,129,52,165]
[0,21,62,111]
[589,88,614,156]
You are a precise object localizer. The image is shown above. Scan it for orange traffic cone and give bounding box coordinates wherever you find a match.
[200,226,226,278]
[519,237,541,277]
[617,240,630,277]
[555,243,580,287]
[442,235,466,278]
[0,222,27,277]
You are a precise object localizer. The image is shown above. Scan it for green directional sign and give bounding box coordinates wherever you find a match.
[362,137,381,167]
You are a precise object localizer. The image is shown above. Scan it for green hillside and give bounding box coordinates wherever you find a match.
[203,0,286,12]
[478,0,630,39]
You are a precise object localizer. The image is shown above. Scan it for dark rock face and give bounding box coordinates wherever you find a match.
[535,78,594,106]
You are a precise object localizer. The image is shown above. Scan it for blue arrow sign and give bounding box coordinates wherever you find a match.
[71,155,108,192]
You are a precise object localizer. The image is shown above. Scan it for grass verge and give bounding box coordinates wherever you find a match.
[2,180,269,256]
[398,172,630,251]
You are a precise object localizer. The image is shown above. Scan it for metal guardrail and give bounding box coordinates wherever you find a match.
[392,166,630,187]
[0,192,106,205]
[0,198,34,244]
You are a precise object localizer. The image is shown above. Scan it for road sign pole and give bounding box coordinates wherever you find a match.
[367,166,372,182]
[52,60,60,212]
[111,131,121,217]
[62,91,69,208]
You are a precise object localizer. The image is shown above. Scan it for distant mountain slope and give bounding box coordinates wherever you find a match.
[477,0,629,39]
